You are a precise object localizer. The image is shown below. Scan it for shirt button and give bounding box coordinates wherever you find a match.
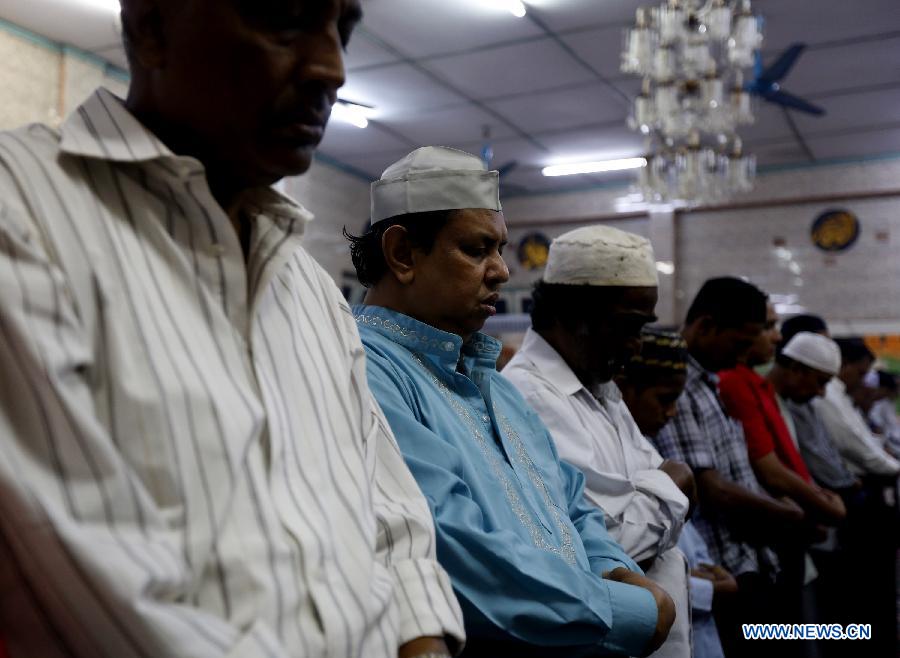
[442,341,455,351]
[482,414,490,423]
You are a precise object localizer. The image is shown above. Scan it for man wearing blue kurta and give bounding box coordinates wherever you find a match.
[345,147,674,657]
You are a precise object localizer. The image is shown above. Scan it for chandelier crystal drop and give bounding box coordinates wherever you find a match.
[621,0,762,205]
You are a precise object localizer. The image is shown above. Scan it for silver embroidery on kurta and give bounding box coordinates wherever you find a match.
[410,352,578,566]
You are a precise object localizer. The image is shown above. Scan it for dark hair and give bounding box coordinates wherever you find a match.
[777,314,828,355]
[877,370,898,392]
[684,276,767,327]
[834,337,875,365]
[529,280,626,332]
[344,210,455,287]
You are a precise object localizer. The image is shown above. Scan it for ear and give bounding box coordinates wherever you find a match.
[121,0,168,70]
[381,225,416,285]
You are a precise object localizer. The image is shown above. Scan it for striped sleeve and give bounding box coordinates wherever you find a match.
[339,296,466,652]
[0,195,289,658]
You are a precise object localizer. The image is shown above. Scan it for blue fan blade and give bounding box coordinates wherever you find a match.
[497,161,519,178]
[754,50,764,81]
[766,89,825,115]
[759,43,806,83]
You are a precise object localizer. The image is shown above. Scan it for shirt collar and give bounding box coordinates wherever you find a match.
[518,328,584,397]
[352,305,501,371]
[687,353,718,386]
[60,87,174,163]
[60,88,313,234]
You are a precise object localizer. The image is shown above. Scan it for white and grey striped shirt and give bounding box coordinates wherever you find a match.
[0,88,464,658]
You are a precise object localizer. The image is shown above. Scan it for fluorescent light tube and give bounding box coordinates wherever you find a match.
[542,157,647,177]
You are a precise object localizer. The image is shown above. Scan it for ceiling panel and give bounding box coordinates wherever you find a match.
[339,63,463,115]
[538,125,645,163]
[738,102,795,145]
[810,129,900,161]
[317,121,413,158]
[345,32,401,71]
[528,0,644,32]
[377,104,517,145]
[355,0,543,59]
[560,25,629,79]
[753,141,814,168]
[485,82,626,133]
[424,38,595,99]
[776,38,900,96]
[757,0,900,51]
[793,87,900,134]
[327,148,408,181]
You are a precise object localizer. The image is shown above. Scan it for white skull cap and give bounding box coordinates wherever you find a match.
[781,332,842,376]
[370,146,501,223]
[543,225,659,287]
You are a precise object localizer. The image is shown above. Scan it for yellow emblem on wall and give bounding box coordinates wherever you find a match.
[517,232,551,270]
[811,209,860,252]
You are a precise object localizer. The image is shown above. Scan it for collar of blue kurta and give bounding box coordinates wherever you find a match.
[352,305,502,371]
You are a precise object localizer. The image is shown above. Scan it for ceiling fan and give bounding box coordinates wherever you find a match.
[746,43,826,116]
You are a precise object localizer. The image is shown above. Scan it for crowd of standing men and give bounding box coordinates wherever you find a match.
[0,1,897,657]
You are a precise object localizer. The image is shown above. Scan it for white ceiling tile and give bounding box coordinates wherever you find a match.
[485,81,627,133]
[793,88,900,133]
[527,0,644,32]
[538,125,645,164]
[738,102,795,145]
[378,104,516,146]
[758,0,900,51]
[345,32,400,71]
[357,0,543,59]
[560,25,629,79]
[768,38,900,96]
[425,38,595,99]
[339,63,463,115]
[323,148,409,181]
[318,120,413,158]
[810,130,900,161]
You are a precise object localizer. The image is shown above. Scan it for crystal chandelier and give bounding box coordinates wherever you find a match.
[621,0,762,205]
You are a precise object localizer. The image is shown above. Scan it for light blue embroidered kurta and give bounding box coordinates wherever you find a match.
[354,305,658,655]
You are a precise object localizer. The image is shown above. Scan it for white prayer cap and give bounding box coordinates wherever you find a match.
[543,225,659,287]
[370,146,501,223]
[781,332,841,376]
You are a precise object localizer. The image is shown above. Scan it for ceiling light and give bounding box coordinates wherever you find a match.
[332,100,372,129]
[477,0,527,18]
[542,157,647,177]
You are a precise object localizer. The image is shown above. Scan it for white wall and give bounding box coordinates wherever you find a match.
[500,159,900,331]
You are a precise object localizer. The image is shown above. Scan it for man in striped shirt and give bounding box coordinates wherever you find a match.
[0,1,464,657]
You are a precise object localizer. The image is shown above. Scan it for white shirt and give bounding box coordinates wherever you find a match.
[870,398,900,451]
[0,88,464,658]
[813,379,900,476]
[504,329,689,563]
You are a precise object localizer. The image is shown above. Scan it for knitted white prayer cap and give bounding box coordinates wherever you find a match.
[781,332,841,376]
[543,225,659,287]
[370,146,501,223]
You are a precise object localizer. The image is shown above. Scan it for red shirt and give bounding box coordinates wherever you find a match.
[719,364,812,482]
